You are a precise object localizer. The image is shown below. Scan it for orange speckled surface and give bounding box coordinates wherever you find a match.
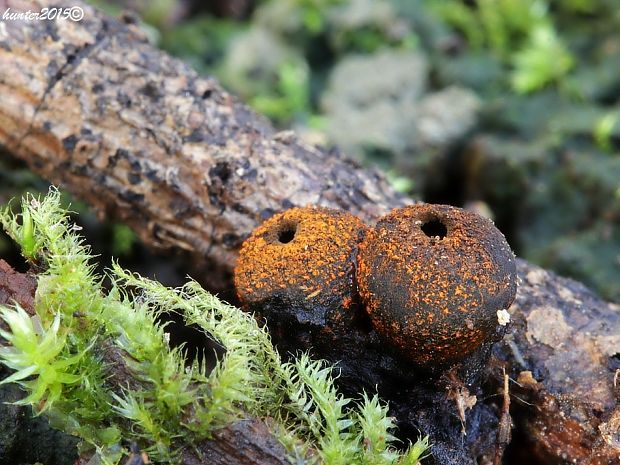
[234,207,367,326]
[357,204,517,366]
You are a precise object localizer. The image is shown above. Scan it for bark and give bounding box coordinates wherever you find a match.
[0,0,401,290]
[181,418,295,465]
[0,1,619,465]
[0,259,36,314]
[493,262,620,465]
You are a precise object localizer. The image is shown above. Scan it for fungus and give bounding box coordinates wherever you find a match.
[357,204,517,366]
[234,207,367,330]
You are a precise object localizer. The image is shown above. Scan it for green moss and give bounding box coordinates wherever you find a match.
[0,189,428,464]
[510,24,574,93]
[249,60,311,124]
[110,223,137,257]
[427,0,575,93]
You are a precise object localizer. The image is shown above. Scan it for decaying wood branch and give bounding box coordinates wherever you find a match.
[493,263,620,465]
[0,0,401,290]
[0,1,619,464]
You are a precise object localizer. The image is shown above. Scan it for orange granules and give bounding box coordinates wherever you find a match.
[357,204,517,366]
[235,203,517,369]
[234,206,367,327]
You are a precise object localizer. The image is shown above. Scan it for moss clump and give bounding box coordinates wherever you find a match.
[0,189,428,465]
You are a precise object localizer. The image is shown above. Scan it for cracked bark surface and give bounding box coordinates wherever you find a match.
[0,0,400,290]
[0,1,619,464]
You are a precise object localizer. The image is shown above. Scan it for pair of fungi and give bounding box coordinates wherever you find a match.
[234,204,517,367]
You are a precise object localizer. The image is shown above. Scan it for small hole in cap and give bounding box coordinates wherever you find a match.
[277,223,297,244]
[421,219,447,240]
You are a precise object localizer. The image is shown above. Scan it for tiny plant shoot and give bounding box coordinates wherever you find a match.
[0,188,428,465]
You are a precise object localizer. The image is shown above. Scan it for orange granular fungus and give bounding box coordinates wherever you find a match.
[357,204,517,366]
[234,207,367,322]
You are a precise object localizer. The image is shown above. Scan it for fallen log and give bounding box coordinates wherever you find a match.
[494,263,620,465]
[0,1,618,464]
[0,0,401,291]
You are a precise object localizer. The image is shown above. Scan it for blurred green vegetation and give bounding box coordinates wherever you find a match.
[36,0,620,301]
[429,0,577,93]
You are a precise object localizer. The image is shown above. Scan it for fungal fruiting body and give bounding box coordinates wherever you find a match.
[234,203,517,370]
[357,204,517,366]
[234,206,367,330]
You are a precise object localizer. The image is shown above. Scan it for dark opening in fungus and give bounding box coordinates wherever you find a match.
[421,218,447,240]
[357,204,517,367]
[277,222,297,244]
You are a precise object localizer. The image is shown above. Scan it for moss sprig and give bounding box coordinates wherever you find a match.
[0,188,428,464]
